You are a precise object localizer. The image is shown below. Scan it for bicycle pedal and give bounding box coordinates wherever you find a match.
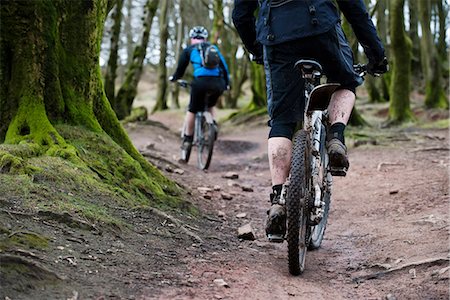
[329,167,347,177]
[267,234,285,243]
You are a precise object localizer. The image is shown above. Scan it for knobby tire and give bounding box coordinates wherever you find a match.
[287,130,310,275]
[197,116,214,170]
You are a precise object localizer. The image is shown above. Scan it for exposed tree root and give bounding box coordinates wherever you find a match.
[137,206,203,244]
[37,211,97,231]
[0,254,64,281]
[352,257,450,282]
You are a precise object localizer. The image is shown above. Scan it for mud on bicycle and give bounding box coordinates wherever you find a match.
[273,60,369,275]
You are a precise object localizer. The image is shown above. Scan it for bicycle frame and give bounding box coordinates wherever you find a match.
[298,61,339,224]
[303,86,333,223]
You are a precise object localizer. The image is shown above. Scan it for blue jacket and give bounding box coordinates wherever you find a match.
[172,43,230,85]
[232,0,385,63]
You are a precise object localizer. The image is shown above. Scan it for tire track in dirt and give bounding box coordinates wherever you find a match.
[129,119,449,300]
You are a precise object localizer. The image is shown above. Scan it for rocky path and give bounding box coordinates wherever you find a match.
[128,117,449,300]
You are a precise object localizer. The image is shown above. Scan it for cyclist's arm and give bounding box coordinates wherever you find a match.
[336,0,385,63]
[232,0,263,59]
[170,47,190,81]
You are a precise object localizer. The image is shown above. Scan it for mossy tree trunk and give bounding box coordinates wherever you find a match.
[169,0,183,109]
[0,0,178,203]
[115,0,159,119]
[249,61,266,110]
[124,0,134,72]
[104,0,124,106]
[228,44,248,109]
[408,0,422,78]
[418,0,448,109]
[341,10,369,126]
[436,0,448,61]
[388,0,414,123]
[376,0,390,101]
[152,0,169,112]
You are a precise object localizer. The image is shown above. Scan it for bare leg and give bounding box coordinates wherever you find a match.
[207,106,215,119]
[327,89,355,125]
[268,137,292,186]
[184,112,195,136]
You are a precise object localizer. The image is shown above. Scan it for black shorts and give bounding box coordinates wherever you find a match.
[263,23,363,139]
[189,77,226,113]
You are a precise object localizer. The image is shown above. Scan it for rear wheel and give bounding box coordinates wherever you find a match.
[197,116,214,170]
[287,130,311,275]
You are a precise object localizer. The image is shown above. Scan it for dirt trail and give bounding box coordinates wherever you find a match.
[1,110,448,300]
[128,114,449,300]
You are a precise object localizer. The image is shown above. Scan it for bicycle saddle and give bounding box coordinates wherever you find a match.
[294,59,323,79]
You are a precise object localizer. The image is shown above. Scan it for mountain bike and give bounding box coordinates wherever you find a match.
[177,80,217,170]
[283,60,367,275]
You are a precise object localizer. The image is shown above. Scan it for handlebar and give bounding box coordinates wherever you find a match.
[176,79,190,88]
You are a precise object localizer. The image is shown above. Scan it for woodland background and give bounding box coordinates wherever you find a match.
[101,0,449,124]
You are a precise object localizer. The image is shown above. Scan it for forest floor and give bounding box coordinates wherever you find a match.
[1,96,449,299]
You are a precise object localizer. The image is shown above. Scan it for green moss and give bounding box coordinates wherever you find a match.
[1,231,49,251]
[5,95,66,146]
[1,124,191,227]
[420,118,450,129]
[123,106,148,123]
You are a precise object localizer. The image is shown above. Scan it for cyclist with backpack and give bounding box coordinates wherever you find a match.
[232,0,388,240]
[169,26,230,152]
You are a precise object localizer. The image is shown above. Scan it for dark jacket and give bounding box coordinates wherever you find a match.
[232,0,385,63]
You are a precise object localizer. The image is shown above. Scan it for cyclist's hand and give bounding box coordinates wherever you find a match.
[252,54,264,65]
[367,57,388,76]
[168,75,176,82]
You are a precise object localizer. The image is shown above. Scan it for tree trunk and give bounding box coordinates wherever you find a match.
[436,0,447,61]
[377,0,390,102]
[418,0,448,109]
[388,0,414,123]
[104,0,124,106]
[169,0,183,110]
[408,0,421,77]
[0,0,178,202]
[115,0,159,119]
[249,62,266,109]
[153,0,169,112]
[341,10,369,125]
[124,0,134,77]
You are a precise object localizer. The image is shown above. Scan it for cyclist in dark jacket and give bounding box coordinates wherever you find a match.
[170,26,230,150]
[232,0,388,241]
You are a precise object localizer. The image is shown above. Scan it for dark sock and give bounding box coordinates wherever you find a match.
[183,135,193,142]
[328,122,346,144]
[272,184,283,195]
[270,184,283,204]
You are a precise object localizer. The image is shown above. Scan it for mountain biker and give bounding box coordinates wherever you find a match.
[232,0,388,240]
[169,26,230,152]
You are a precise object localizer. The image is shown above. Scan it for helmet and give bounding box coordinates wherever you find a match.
[189,26,208,40]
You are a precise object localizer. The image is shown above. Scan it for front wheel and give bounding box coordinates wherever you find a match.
[287,130,311,275]
[197,116,215,170]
